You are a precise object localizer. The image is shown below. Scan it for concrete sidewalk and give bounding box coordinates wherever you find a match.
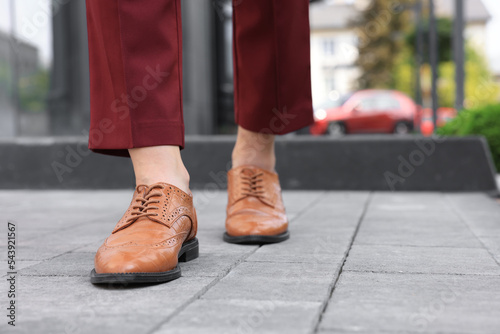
[1,190,500,334]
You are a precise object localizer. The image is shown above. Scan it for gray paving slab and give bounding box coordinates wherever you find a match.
[361,207,461,222]
[318,330,421,334]
[368,192,453,213]
[201,261,340,303]
[445,193,500,268]
[0,275,214,334]
[344,244,500,276]
[1,190,499,334]
[319,271,500,334]
[153,299,322,334]
[354,216,484,248]
[446,193,500,213]
[71,238,107,253]
[4,315,150,334]
[191,227,258,255]
[180,251,256,278]
[19,252,94,277]
[246,240,349,264]
[355,191,485,248]
[452,211,500,237]
[14,220,113,261]
[480,236,500,264]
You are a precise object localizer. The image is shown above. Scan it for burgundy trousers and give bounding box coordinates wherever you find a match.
[85,0,314,157]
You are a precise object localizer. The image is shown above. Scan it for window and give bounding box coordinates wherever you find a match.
[358,95,401,111]
[322,38,335,56]
[323,66,336,92]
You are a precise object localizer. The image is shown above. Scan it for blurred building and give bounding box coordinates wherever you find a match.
[309,1,360,105]
[2,0,495,137]
[308,0,492,106]
[0,30,39,137]
[45,0,223,137]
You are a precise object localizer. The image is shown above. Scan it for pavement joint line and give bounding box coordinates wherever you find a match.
[319,326,443,334]
[17,272,235,278]
[312,192,373,334]
[352,243,485,249]
[17,274,86,277]
[17,219,116,243]
[147,191,327,333]
[343,269,500,277]
[146,246,260,334]
[15,245,94,263]
[70,244,105,254]
[288,190,328,223]
[445,194,500,268]
[440,193,484,233]
[244,259,327,264]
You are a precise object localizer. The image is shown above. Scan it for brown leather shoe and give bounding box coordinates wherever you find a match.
[90,183,198,284]
[224,165,289,244]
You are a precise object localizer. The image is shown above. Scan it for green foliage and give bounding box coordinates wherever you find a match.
[435,47,499,108]
[18,68,50,113]
[393,46,415,97]
[437,104,500,171]
[406,18,453,63]
[355,0,414,89]
[394,18,499,108]
[0,62,50,113]
[0,59,12,95]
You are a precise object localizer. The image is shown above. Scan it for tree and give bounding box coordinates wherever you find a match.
[354,0,414,89]
[406,17,453,63]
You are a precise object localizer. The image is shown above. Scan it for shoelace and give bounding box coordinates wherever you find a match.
[240,170,266,200]
[126,184,164,224]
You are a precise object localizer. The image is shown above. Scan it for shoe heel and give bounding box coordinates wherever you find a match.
[179,238,199,262]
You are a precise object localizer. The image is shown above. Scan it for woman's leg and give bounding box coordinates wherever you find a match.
[86,0,189,192]
[86,0,196,284]
[129,146,190,192]
[231,0,314,170]
[85,0,184,155]
[231,126,276,171]
[225,0,314,244]
[231,0,314,138]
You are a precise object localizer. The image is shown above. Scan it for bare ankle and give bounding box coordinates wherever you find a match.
[129,146,191,193]
[232,126,276,171]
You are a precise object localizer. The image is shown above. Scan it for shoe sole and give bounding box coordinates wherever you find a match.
[223,231,290,245]
[90,238,199,285]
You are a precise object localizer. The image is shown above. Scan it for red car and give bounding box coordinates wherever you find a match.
[310,90,420,136]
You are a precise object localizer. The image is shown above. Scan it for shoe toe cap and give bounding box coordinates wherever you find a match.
[94,246,176,274]
[226,211,287,237]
